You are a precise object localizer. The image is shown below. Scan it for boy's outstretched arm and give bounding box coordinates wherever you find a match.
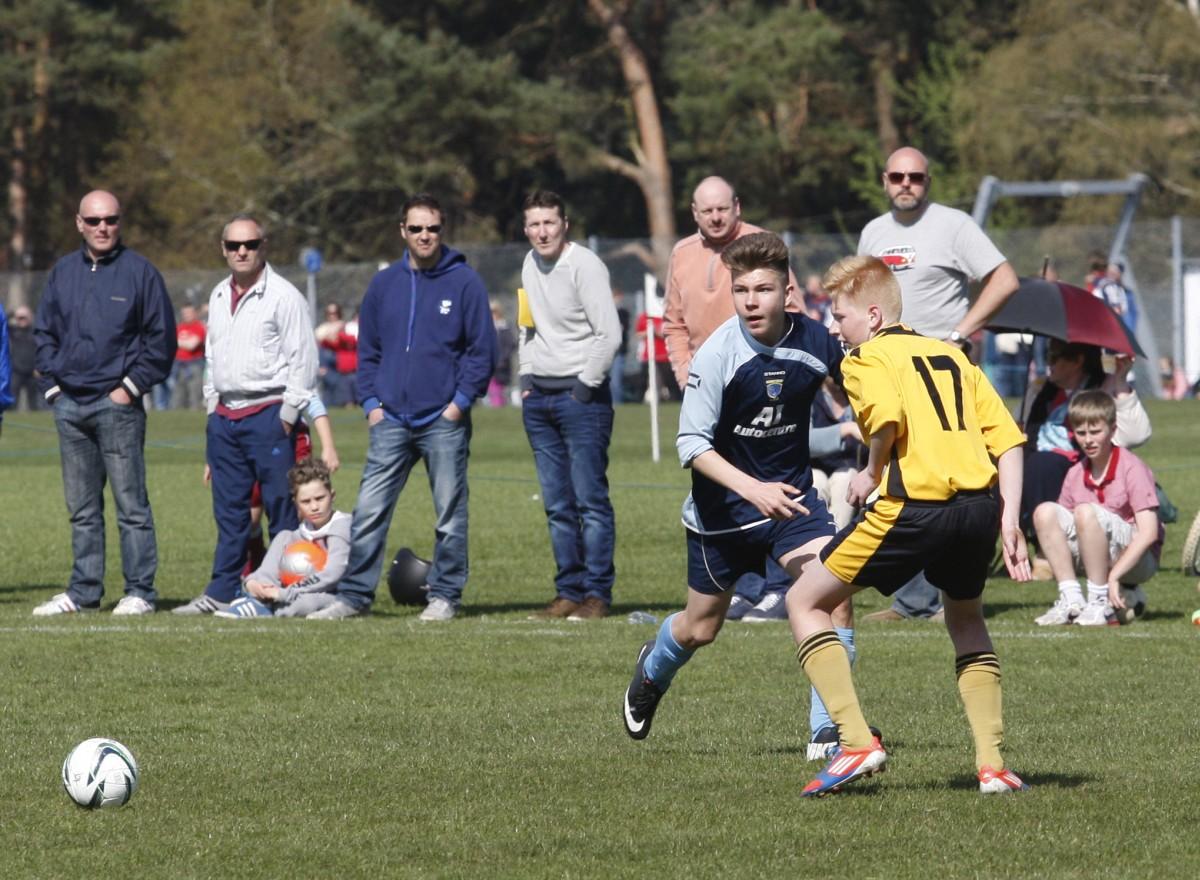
[996,446,1031,582]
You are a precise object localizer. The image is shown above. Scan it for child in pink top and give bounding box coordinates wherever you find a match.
[1032,390,1162,627]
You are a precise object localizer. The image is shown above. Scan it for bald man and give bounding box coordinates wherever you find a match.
[663,176,801,392]
[857,147,1019,621]
[32,190,177,617]
[859,147,1018,346]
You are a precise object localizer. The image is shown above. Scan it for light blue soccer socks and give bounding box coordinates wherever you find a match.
[809,627,857,735]
[642,612,694,690]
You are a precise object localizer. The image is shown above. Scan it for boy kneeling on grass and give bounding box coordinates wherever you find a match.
[216,460,351,619]
[1032,389,1162,627]
[786,255,1033,797]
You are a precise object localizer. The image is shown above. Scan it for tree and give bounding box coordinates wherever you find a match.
[953,0,1200,224]
[0,0,174,283]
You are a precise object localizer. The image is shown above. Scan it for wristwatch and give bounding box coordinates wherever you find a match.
[948,330,965,345]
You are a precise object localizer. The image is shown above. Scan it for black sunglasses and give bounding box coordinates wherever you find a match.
[405,224,442,235]
[82,215,121,227]
[223,239,264,252]
[885,171,927,185]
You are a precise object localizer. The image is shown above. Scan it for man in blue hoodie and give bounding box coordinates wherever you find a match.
[310,193,497,620]
[31,190,176,616]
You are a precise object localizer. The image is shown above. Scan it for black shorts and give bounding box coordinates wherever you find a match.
[820,491,998,601]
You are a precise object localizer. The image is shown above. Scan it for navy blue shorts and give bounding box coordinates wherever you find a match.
[686,490,835,594]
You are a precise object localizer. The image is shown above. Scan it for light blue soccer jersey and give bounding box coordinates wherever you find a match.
[677,313,843,534]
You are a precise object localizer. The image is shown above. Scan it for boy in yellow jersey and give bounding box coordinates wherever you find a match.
[785,255,1033,796]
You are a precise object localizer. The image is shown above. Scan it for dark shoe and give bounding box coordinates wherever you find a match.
[622,639,663,740]
[528,597,581,620]
[567,597,609,620]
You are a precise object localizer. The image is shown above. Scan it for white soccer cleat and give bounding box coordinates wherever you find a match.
[978,765,1030,794]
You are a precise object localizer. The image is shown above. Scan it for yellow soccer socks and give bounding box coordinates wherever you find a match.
[796,630,873,749]
[956,651,1004,771]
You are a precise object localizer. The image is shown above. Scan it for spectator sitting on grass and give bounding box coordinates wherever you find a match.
[216,459,351,619]
[1032,390,1162,627]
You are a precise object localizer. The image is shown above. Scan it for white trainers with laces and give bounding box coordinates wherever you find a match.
[32,592,93,616]
[418,597,457,622]
[1074,600,1117,627]
[742,591,788,623]
[1033,597,1083,626]
[112,596,155,616]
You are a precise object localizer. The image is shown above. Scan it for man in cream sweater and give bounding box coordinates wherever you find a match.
[519,190,622,621]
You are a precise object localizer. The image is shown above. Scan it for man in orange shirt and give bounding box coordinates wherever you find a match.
[663,176,799,392]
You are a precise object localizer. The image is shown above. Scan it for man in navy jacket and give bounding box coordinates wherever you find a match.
[32,190,176,616]
[310,193,496,620]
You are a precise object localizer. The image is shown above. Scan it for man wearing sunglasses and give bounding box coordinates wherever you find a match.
[174,214,319,615]
[309,193,496,621]
[32,190,177,616]
[856,146,1019,623]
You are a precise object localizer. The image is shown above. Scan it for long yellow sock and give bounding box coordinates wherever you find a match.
[956,652,1004,771]
[797,630,873,749]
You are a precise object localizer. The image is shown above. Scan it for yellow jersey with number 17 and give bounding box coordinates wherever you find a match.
[842,324,1025,502]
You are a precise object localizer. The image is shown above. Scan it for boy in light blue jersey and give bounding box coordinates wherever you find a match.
[621,232,860,746]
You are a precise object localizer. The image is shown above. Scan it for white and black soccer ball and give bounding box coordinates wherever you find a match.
[61,738,139,809]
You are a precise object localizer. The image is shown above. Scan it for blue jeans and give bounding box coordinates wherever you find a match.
[337,414,472,609]
[53,394,158,606]
[890,571,943,618]
[611,354,626,404]
[522,386,616,603]
[206,406,298,601]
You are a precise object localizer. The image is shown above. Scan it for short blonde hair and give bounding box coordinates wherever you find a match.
[1067,389,1117,429]
[822,255,902,323]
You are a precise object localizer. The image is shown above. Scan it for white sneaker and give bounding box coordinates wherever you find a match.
[306,598,368,619]
[1074,600,1117,627]
[742,591,788,623]
[112,596,155,616]
[1033,597,1083,626]
[32,592,94,616]
[418,597,457,622]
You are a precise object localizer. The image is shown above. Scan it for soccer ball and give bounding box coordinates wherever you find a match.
[388,547,431,605]
[1114,585,1148,625]
[279,540,328,586]
[62,738,139,809]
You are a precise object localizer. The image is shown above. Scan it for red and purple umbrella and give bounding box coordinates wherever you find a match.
[986,277,1144,357]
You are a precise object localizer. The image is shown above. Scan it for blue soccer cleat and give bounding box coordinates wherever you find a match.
[802,736,887,797]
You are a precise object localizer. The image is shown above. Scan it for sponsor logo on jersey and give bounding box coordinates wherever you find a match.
[878,245,915,272]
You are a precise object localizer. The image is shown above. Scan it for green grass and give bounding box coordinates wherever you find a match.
[1,400,1199,878]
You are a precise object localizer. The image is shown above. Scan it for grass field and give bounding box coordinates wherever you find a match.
[1,400,1199,879]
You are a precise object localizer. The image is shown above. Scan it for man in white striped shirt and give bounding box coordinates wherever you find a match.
[174,214,319,615]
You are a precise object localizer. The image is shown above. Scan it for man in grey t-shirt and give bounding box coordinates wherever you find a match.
[857,146,1019,621]
[519,189,622,621]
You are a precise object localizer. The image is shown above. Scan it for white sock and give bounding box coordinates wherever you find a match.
[1057,580,1084,607]
[1086,581,1108,605]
